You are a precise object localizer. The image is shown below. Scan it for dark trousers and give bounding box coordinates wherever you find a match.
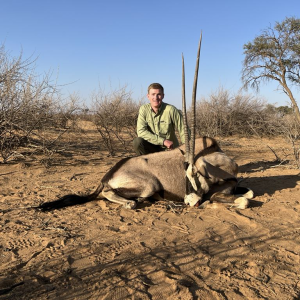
[133,137,164,155]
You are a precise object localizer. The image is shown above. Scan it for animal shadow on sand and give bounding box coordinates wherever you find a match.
[238,160,300,208]
[238,159,291,173]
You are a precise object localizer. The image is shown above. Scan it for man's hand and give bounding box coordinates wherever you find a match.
[163,139,173,149]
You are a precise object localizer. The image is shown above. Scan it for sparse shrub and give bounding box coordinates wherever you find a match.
[0,43,78,163]
[274,114,300,167]
[91,85,142,156]
[194,87,282,137]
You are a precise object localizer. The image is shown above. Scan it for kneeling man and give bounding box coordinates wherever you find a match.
[133,83,186,155]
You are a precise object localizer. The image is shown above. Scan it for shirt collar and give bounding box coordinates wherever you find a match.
[151,102,165,114]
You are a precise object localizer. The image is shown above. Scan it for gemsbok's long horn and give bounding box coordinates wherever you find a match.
[182,33,202,202]
[190,32,202,164]
[181,53,189,163]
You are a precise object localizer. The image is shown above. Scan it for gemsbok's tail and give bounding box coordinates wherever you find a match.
[37,183,103,211]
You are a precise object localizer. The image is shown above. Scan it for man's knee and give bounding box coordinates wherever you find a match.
[133,137,144,155]
[133,137,162,155]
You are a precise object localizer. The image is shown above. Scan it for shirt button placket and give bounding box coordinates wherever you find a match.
[155,120,158,134]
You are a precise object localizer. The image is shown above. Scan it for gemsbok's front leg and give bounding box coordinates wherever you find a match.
[200,187,254,209]
[210,192,249,209]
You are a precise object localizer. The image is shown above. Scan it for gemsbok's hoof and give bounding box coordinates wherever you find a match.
[235,187,254,199]
[243,189,254,199]
[233,197,249,209]
[124,200,137,209]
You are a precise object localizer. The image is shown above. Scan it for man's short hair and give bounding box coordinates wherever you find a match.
[148,83,164,94]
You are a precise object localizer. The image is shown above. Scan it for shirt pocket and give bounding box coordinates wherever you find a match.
[145,117,154,129]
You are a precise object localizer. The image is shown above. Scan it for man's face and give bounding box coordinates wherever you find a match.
[147,88,164,111]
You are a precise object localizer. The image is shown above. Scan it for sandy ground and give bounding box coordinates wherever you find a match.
[1,132,300,300]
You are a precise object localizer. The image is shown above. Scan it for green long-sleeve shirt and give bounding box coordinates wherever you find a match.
[136,102,186,148]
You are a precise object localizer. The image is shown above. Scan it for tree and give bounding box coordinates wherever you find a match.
[242,17,300,123]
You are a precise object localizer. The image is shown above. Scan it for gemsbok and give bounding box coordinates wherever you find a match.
[38,33,253,211]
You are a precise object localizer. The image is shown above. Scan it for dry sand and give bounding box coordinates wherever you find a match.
[0,134,300,299]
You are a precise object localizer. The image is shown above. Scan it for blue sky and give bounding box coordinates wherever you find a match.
[1,0,299,108]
